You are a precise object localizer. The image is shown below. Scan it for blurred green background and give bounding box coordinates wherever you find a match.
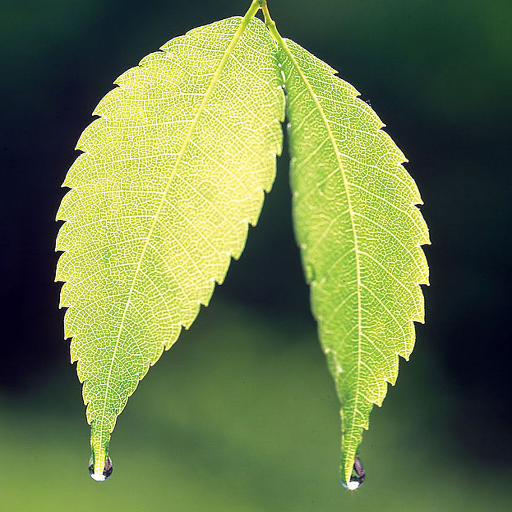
[1,0,511,509]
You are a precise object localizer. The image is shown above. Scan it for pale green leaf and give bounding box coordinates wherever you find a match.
[278,39,429,487]
[55,15,284,478]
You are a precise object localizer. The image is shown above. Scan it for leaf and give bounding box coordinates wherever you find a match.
[278,39,429,486]
[55,14,284,478]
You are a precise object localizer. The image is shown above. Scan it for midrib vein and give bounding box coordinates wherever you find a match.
[94,18,252,462]
[282,43,363,481]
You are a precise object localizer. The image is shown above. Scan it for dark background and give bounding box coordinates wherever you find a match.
[1,0,511,509]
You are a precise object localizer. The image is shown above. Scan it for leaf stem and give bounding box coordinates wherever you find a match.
[245,0,262,21]
[258,0,286,47]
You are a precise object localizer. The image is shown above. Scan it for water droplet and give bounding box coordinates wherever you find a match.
[88,456,113,482]
[304,263,315,283]
[342,455,365,490]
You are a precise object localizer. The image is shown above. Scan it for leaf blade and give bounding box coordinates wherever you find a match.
[279,39,429,485]
[56,16,284,477]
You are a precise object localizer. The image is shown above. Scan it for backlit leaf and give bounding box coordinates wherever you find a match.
[56,15,284,478]
[278,38,429,487]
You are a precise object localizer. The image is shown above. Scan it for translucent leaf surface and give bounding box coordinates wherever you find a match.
[278,39,429,486]
[55,15,284,478]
